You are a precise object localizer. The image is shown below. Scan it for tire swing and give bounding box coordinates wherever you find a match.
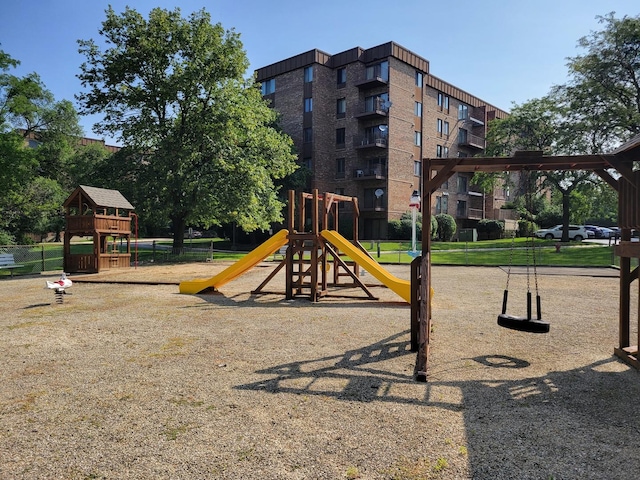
[497,173,550,334]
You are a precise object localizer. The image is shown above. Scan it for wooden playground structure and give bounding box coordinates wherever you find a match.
[413,140,640,381]
[63,185,135,274]
[254,190,381,301]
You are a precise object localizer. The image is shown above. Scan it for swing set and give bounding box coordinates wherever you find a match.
[413,143,640,381]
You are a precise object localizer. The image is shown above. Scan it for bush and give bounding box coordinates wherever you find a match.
[477,219,505,238]
[435,214,456,241]
[518,219,539,237]
[388,212,422,240]
[536,208,562,228]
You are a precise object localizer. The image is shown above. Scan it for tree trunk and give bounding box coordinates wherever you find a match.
[172,216,186,254]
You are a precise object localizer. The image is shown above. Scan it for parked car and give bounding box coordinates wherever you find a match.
[599,227,614,238]
[534,225,590,241]
[585,225,607,238]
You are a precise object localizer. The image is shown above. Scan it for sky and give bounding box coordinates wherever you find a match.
[1,0,638,146]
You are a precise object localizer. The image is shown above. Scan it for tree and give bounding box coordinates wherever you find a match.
[485,98,594,242]
[557,12,640,151]
[77,7,297,250]
[0,48,85,243]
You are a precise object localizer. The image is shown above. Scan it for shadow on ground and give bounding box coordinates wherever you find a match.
[235,331,640,479]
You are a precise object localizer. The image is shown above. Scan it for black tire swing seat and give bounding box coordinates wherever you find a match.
[497,289,550,334]
[497,171,549,334]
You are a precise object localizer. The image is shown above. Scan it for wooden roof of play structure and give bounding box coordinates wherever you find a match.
[63,185,135,211]
[412,138,640,381]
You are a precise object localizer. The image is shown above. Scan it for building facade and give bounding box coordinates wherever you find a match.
[256,42,512,239]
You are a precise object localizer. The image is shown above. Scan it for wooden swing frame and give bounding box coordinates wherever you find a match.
[412,142,640,381]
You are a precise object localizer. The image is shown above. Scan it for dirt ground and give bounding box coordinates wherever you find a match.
[1,261,639,479]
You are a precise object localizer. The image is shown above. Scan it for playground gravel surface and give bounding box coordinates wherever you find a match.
[1,262,638,479]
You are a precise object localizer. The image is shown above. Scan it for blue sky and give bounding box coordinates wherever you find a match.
[1,0,638,145]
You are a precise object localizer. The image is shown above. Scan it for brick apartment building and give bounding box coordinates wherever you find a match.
[256,41,514,239]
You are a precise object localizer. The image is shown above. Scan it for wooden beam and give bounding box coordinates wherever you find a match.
[594,169,619,192]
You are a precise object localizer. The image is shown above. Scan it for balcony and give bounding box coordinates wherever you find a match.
[353,165,387,180]
[354,135,388,149]
[467,208,483,220]
[355,64,389,89]
[355,97,389,120]
[458,130,485,150]
[361,201,387,212]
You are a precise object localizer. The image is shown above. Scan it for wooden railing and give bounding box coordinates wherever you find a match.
[66,215,132,234]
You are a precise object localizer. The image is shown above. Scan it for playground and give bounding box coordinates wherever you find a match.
[1,262,638,479]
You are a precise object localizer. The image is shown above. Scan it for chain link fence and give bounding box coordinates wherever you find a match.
[0,245,64,277]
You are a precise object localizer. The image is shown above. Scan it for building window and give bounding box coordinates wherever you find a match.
[444,96,449,113]
[337,68,346,86]
[364,188,385,209]
[415,71,423,87]
[437,119,443,137]
[336,158,345,178]
[457,175,468,193]
[414,101,422,117]
[302,157,312,170]
[335,187,346,208]
[365,60,389,81]
[459,104,469,120]
[336,128,346,147]
[436,145,442,158]
[457,200,467,217]
[437,92,443,110]
[304,66,313,83]
[336,98,346,117]
[443,146,449,158]
[414,131,422,146]
[414,160,421,177]
[436,195,448,214]
[303,127,313,143]
[261,78,275,95]
[304,97,313,112]
[444,121,449,137]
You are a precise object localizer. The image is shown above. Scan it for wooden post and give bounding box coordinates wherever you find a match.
[415,160,433,382]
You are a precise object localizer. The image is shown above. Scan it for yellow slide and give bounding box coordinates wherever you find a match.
[179,229,289,294]
[321,229,411,303]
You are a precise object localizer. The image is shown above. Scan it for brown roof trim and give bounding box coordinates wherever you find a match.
[426,73,509,117]
[255,41,429,81]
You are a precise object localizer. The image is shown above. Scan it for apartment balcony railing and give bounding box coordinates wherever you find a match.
[353,165,387,180]
[354,135,388,149]
[355,97,389,120]
[467,208,484,220]
[361,201,387,212]
[458,131,485,149]
[354,68,389,89]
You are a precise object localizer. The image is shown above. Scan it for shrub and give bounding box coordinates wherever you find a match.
[476,219,505,238]
[536,208,562,228]
[435,214,456,241]
[517,219,539,237]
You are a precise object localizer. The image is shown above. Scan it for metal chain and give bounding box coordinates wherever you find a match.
[505,231,516,291]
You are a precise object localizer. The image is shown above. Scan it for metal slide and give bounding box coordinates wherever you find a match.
[320,229,411,303]
[179,229,289,295]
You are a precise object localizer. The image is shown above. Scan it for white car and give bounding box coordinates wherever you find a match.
[534,225,589,241]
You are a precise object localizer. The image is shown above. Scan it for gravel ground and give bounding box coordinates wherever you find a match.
[1,262,639,479]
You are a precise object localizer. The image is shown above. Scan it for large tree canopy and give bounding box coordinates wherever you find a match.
[483,13,640,239]
[558,12,640,152]
[77,7,297,249]
[0,49,84,243]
